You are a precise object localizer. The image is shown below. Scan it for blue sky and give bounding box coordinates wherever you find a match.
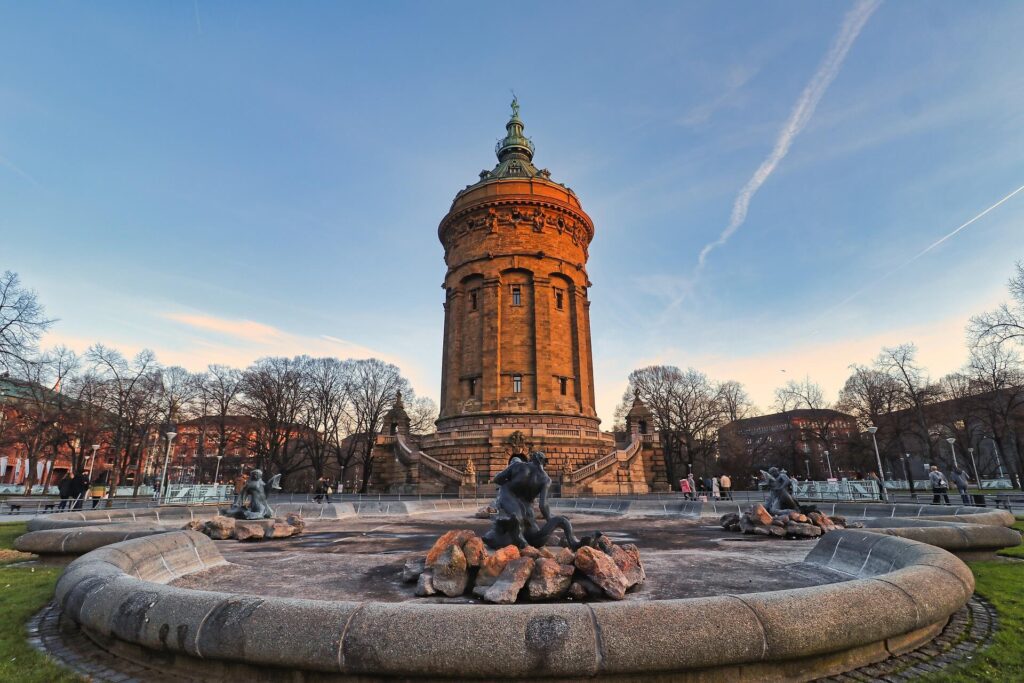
[2,1,1023,424]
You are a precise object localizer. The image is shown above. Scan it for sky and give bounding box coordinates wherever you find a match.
[2,1,1023,425]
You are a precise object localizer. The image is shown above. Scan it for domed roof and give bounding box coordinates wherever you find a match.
[473,98,553,184]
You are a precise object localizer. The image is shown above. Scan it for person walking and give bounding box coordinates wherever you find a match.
[720,473,733,500]
[929,465,951,505]
[679,477,692,500]
[711,476,721,500]
[57,472,73,510]
[867,471,887,502]
[687,474,697,500]
[949,466,971,505]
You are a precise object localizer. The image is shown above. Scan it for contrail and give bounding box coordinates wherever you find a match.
[826,183,1024,313]
[696,0,881,270]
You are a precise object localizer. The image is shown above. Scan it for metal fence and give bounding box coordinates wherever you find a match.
[0,484,233,515]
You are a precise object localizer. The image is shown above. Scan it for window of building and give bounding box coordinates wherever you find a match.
[555,290,564,310]
[511,285,522,306]
[470,290,478,311]
[513,374,522,393]
[468,377,476,397]
[559,377,567,395]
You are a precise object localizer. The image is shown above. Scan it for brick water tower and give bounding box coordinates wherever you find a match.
[428,99,615,479]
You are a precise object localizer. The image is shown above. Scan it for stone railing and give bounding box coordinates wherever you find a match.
[394,434,465,483]
[547,428,581,437]
[376,434,397,445]
[565,436,641,485]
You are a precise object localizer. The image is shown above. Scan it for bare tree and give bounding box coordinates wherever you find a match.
[0,271,54,370]
[7,347,79,495]
[773,377,851,476]
[963,344,1024,479]
[197,364,244,460]
[86,345,162,504]
[348,358,409,492]
[239,356,308,484]
[970,261,1024,350]
[406,395,438,435]
[875,344,942,464]
[298,357,350,482]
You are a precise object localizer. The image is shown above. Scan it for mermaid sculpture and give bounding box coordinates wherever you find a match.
[483,451,585,550]
[221,468,281,520]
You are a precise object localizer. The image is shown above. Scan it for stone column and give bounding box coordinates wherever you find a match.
[443,288,464,417]
[480,277,502,410]
[532,275,552,411]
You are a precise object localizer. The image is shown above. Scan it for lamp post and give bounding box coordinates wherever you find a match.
[945,437,959,469]
[823,450,834,479]
[88,444,99,481]
[213,455,223,486]
[983,436,1006,479]
[967,447,982,492]
[159,430,177,504]
[904,453,917,499]
[867,426,887,502]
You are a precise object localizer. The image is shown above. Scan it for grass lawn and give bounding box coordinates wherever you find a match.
[0,522,82,683]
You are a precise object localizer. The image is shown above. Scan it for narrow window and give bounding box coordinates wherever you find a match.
[559,377,567,395]
[470,290,478,311]
[513,374,522,393]
[555,290,564,310]
[468,378,476,397]
[511,285,522,306]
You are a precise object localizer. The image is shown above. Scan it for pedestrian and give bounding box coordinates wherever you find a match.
[71,472,89,510]
[688,473,697,499]
[949,466,971,506]
[325,482,333,504]
[867,471,887,502]
[57,472,73,510]
[711,476,721,500]
[679,477,692,500]
[929,465,951,505]
[313,478,325,503]
[720,473,732,500]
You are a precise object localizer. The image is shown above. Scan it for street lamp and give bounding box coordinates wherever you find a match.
[159,430,177,504]
[823,450,834,479]
[983,436,1007,479]
[945,437,959,469]
[904,453,917,499]
[967,447,982,492]
[213,455,224,486]
[88,444,99,481]
[867,426,887,502]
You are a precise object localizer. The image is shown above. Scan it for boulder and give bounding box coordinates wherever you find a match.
[402,557,425,583]
[739,516,766,535]
[785,522,823,538]
[204,516,236,540]
[846,521,865,529]
[284,513,306,533]
[462,536,486,567]
[606,542,645,590]
[788,512,810,524]
[719,512,740,528]
[520,545,542,559]
[751,504,774,526]
[829,515,847,527]
[425,530,476,566]
[182,520,204,532]
[766,524,786,537]
[549,547,575,565]
[574,546,629,600]
[475,545,520,589]
[415,571,436,597]
[527,558,575,601]
[569,577,605,600]
[482,557,535,604]
[771,515,788,527]
[234,522,266,541]
[475,505,497,519]
[430,543,469,597]
[808,512,836,532]
[266,522,297,539]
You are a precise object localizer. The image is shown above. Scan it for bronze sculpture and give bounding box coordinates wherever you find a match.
[221,469,281,520]
[483,451,585,550]
[761,467,801,514]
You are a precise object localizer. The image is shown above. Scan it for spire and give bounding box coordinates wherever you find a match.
[496,96,535,163]
[475,97,546,182]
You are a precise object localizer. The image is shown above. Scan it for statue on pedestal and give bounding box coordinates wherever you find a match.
[221,469,281,520]
[484,451,585,550]
[761,467,801,514]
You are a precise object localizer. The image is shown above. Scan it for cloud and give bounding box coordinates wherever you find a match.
[42,310,437,399]
[696,0,881,271]
[162,313,286,344]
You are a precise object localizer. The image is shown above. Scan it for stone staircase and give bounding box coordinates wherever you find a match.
[393,433,466,486]
[564,435,642,490]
